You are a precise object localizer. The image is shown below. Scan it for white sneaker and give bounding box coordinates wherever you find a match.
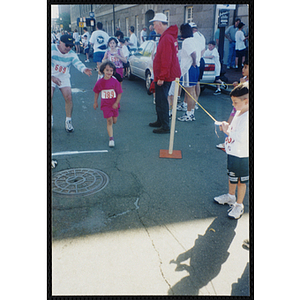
[214,193,236,205]
[65,119,74,132]
[85,59,90,62]
[177,113,193,122]
[177,103,187,111]
[109,139,115,147]
[228,203,244,219]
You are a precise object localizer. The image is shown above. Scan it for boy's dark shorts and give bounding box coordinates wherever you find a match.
[227,154,249,184]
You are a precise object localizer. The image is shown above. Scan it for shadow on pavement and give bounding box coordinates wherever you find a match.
[168,215,238,295]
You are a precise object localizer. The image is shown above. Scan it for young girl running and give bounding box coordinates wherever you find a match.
[102,37,127,83]
[93,61,123,147]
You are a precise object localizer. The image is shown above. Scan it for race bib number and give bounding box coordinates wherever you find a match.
[101,89,116,99]
[110,55,119,63]
[54,64,67,74]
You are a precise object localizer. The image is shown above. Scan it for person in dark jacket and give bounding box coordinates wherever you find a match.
[149,13,181,133]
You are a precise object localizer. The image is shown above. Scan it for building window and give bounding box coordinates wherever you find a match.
[185,6,193,23]
[111,20,114,35]
[163,10,170,25]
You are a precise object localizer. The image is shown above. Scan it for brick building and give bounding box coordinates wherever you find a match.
[69,4,248,42]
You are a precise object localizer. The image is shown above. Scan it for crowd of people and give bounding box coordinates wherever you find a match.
[51,13,249,220]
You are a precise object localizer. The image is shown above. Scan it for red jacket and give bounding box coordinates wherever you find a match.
[153,25,181,82]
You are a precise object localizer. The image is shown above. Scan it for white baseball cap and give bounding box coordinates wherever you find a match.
[150,13,168,23]
[189,22,197,28]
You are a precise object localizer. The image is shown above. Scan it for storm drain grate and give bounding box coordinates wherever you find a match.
[52,168,109,196]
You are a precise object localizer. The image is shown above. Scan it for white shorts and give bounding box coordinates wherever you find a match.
[51,76,71,89]
[168,81,175,96]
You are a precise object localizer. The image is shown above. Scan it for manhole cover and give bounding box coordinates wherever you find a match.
[52,168,109,196]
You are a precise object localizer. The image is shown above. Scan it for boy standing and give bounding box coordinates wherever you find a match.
[214,82,249,219]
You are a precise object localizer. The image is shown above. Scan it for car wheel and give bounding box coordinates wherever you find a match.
[145,70,152,95]
[128,65,135,81]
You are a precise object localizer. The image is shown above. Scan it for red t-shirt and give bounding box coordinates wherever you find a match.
[93,77,123,109]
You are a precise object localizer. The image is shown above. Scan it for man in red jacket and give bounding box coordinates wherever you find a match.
[149,13,181,133]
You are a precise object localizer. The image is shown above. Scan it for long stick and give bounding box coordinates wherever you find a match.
[169,78,180,154]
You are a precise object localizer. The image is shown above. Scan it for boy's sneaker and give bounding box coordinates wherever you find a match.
[214,89,221,95]
[178,113,193,122]
[228,203,244,219]
[109,139,115,147]
[221,82,228,90]
[65,119,74,132]
[214,193,236,205]
[85,59,90,62]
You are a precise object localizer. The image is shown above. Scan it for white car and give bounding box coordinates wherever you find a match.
[128,40,216,94]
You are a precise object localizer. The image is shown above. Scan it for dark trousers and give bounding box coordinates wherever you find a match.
[155,81,171,130]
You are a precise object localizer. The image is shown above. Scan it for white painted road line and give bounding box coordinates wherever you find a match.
[52,150,108,156]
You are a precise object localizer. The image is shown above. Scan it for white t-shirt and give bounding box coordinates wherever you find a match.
[180,37,201,76]
[90,29,110,53]
[129,33,138,48]
[121,45,129,58]
[203,47,221,76]
[73,32,80,42]
[193,31,206,56]
[225,111,249,158]
[235,30,246,51]
[83,31,90,42]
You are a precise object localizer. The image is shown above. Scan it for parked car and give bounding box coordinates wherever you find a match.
[128,40,216,94]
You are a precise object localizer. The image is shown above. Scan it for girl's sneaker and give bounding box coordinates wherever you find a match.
[65,119,74,132]
[214,193,236,205]
[227,203,244,219]
[109,139,115,147]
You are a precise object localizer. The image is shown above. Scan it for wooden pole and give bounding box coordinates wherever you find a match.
[168,78,180,154]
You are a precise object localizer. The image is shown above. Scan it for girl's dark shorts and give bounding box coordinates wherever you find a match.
[227,154,249,184]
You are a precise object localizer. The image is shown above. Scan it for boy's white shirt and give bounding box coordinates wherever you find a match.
[225,110,249,158]
[203,47,221,76]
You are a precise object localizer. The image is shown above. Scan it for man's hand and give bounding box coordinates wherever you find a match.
[84,68,92,76]
[51,76,61,86]
[157,79,164,86]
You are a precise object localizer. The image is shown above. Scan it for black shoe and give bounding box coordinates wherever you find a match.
[149,121,162,128]
[153,127,170,134]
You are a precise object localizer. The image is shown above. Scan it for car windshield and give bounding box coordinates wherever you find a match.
[136,41,149,55]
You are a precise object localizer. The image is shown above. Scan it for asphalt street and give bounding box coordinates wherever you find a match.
[51,54,250,296]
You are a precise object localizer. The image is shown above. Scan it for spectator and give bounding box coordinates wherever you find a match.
[177,23,201,122]
[214,83,249,220]
[148,13,181,133]
[128,26,138,48]
[189,22,206,100]
[203,40,227,95]
[148,25,157,40]
[119,38,129,77]
[90,22,110,70]
[235,22,248,70]
[225,18,241,69]
[82,27,90,42]
[140,26,148,43]
[82,35,90,62]
[73,29,80,54]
